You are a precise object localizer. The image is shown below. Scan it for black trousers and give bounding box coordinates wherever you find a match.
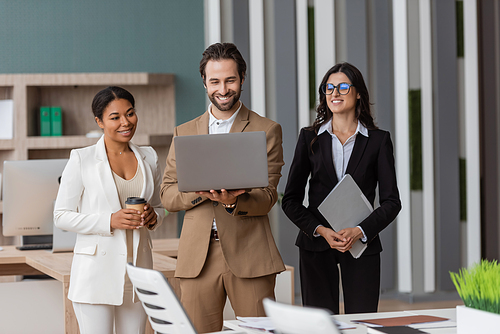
[299,247,380,314]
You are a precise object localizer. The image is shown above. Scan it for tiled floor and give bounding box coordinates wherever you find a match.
[302,298,464,314]
[377,299,463,312]
[296,291,464,313]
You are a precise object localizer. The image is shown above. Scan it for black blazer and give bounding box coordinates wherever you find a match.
[282,127,401,255]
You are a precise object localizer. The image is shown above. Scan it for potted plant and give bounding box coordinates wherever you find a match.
[450,259,500,333]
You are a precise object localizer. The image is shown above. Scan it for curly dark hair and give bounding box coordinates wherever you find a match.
[309,62,377,134]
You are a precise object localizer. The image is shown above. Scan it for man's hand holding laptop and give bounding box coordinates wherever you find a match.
[196,188,246,207]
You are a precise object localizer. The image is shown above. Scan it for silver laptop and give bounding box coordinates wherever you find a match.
[317,174,373,258]
[174,131,268,192]
[52,223,77,253]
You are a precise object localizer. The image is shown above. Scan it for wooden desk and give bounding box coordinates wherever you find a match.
[0,242,178,334]
[152,237,179,257]
[0,246,47,276]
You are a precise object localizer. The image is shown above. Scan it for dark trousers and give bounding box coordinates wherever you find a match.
[299,247,380,314]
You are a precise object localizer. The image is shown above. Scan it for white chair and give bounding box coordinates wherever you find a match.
[126,263,245,334]
[263,298,342,334]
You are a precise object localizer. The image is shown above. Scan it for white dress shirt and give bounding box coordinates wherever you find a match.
[314,119,368,242]
[208,101,242,230]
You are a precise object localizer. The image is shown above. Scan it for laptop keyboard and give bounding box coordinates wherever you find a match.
[16,243,53,251]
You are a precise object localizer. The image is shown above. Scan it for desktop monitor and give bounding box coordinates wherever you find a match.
[2,159,68,248]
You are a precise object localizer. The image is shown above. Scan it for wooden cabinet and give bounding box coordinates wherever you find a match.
[0,73,177,244]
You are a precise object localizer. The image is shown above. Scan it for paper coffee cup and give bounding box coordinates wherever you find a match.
[125,197,147,213]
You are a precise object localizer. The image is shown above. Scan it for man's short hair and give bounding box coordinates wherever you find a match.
[199,43,247,83]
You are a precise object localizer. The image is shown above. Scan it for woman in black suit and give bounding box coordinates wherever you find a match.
[282,62,401,314]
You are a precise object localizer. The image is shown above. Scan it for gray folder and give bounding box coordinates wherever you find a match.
[317,174,373,258]
[174,131,269,192]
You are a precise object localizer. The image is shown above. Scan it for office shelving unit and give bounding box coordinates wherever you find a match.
[0,72,177,242]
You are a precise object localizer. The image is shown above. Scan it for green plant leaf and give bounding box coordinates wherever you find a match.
[450,259,500,315]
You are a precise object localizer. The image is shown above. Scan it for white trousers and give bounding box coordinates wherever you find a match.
[72,283,147,334]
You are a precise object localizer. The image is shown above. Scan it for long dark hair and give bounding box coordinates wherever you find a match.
[308,62,377,135]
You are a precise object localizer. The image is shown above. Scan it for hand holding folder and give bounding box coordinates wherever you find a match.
[317,174,373,258]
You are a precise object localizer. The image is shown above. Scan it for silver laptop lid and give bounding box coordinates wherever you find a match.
[52,223,77,253]
[174,131,268,192]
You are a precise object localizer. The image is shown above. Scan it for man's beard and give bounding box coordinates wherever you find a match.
[209,90,241,112]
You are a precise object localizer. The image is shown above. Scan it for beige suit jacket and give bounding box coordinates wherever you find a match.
[161,104,285,278]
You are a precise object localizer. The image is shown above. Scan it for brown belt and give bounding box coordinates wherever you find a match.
[210,229,219,241]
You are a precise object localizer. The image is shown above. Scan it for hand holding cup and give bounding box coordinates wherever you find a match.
[126,197,157,230]
[110,197,147,230]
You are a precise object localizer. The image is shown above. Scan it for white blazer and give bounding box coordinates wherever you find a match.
[54,135,165,305]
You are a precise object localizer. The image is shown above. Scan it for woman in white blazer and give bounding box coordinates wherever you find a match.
[54,86,165,334]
